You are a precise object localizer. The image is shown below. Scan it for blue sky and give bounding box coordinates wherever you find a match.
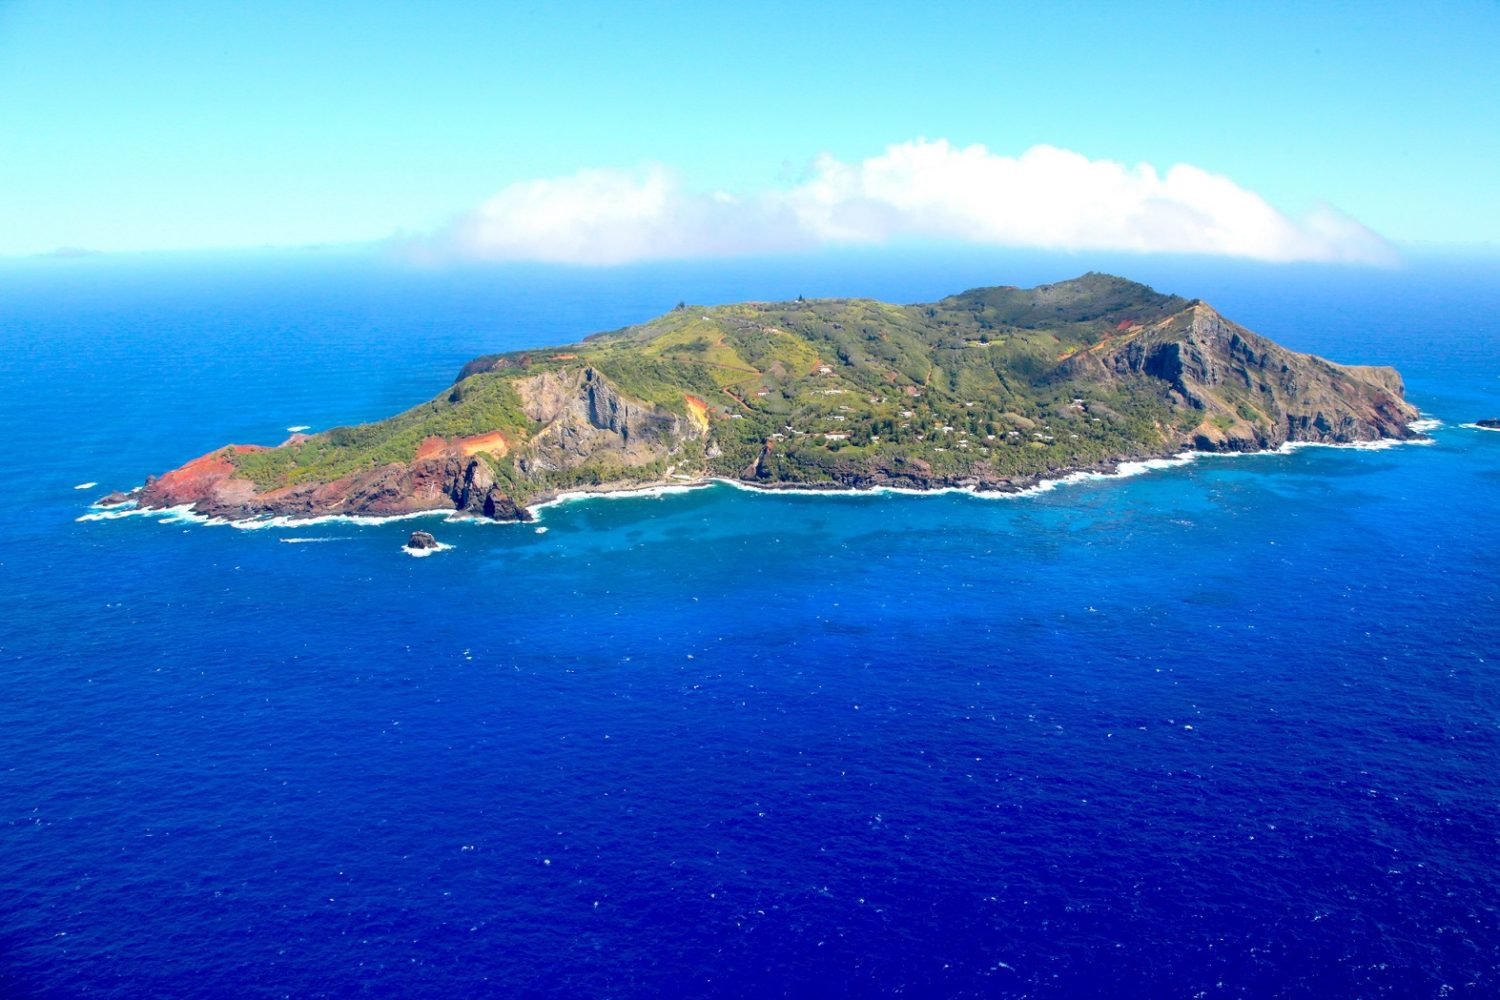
[1,1,1496,259]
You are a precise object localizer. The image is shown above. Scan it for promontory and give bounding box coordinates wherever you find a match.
[106,273,1421,522]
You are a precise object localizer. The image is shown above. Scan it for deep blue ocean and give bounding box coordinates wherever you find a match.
[2,249,1498,998]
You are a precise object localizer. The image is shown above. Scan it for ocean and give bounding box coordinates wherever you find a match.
[2,249,1497,997]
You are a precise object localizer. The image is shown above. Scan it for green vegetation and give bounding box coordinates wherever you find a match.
[227,274,1216,502]
[230,373,535,489]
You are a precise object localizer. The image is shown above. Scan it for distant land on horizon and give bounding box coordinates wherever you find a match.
[102,273,1421,523]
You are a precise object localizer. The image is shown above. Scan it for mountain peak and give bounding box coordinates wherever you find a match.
[940,273,1191,330]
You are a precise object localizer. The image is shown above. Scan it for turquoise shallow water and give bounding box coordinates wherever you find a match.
[2,251,1498,997]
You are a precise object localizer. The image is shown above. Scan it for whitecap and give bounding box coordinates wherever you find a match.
[287,425,312,433]
[227,509,453,530]
[709,455,1202,504]
[76,501,173,523]
[528,481,711,517]
[73,481,98,490]
[404,541,454,558]
[1277,437,1434,452]
[440,511,531,526]
[713,432,1434,504]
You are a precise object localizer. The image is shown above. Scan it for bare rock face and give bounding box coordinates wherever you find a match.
[135,447,263,513]
[405,530,439,550]
[1067,303,1418,452]
[514,368,701,476]
[136,445,537,523]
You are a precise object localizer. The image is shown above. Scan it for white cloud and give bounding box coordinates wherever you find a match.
[408,139,1393,266]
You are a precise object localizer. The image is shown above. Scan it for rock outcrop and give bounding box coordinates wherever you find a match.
[1063,302,1418,451]
[406,530,440,550]
[513,368,701,476]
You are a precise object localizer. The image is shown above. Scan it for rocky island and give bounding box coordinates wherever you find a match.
[107,274,1421,522]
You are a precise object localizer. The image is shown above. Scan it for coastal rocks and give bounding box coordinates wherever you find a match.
[135,447,263,512]
[95,490,136,507]
[1476,418,1500,430]
[135,444,533,524]
[403,528,453,558]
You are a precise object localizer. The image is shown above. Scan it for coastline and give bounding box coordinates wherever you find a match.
[80,419,1442,532]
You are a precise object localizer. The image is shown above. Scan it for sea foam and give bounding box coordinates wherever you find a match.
[403,540,454,558]
[529,482,711,518]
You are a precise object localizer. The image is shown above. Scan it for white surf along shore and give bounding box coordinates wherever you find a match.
[77,417,1446,533]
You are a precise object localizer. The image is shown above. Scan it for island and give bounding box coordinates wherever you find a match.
[104,273,1421,522]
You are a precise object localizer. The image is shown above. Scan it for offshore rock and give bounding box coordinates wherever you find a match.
[406,530,440,550]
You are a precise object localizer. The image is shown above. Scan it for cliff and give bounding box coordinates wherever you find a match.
[1060,302,1416,451]
[111,274,1421,522]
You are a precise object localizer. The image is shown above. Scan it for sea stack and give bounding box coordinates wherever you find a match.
[406,530,440,551]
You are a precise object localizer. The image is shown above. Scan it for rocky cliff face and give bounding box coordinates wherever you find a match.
[133,367,704,522]
[513,368,701,476]
[134,446,533,522]
[1065,303,1418,451]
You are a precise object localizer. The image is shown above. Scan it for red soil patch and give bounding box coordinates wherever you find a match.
[146,446,266,504]
[684,395,711,430]
[460,431,510,458]
[154,447,262,489]
[414,432,511,462]
[415,436,450,461]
